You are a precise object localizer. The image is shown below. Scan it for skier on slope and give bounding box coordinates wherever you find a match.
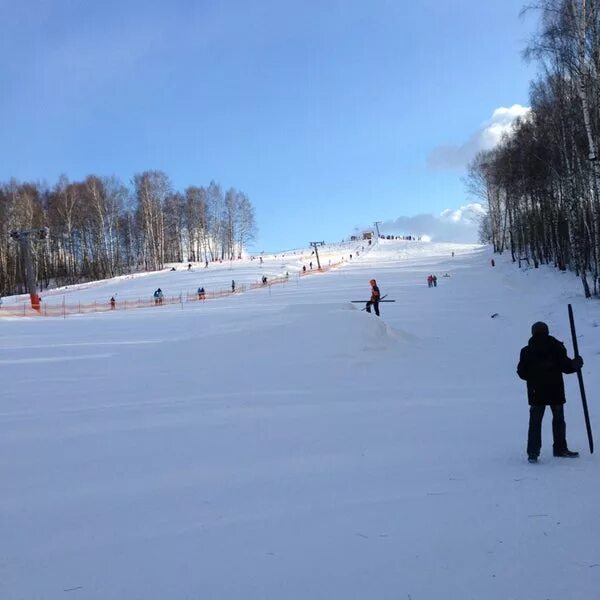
[366,279,381,316]
[517,321,583,463]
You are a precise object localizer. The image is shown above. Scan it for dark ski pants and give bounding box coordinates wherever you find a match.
[527,404,567,457]
[366,301,380,316]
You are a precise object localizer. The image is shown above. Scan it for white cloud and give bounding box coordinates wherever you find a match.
[428,104,530,170]
[377,203,486,243]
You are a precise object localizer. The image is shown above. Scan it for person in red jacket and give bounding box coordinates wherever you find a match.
[366,279,381,316]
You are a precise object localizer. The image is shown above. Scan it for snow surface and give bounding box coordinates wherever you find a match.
[1,240,599,600]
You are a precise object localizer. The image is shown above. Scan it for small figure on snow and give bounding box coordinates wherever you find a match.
[366,279,381,316]
[188,263,192,271]
[231,280,236,293]
[110,296,116,309]
[262,275,268,285]
[427,275,433,288]
[491,259,496,267]
[517,321,583,463]
[197,287,205,300]
[302,265,307,273]
[432,275,437,287]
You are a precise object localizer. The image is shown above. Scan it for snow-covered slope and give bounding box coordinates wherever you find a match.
[1,240,598,600]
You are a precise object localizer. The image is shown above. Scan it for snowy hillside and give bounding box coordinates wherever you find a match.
[1,240,599,600]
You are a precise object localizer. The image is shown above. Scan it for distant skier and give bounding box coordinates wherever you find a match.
[452,251,455,258]
[205,260,209,268]
[231,280,235,293]
[110,296,116,309]
[491,259,496,267]
[302,265,307,273]
[427,275,433,288]
[517,321,583,463]
[197,287,205,300]
[188,263,192,271]
[157,288,164,304]
[153,289,159,305]
[366,279,381,316]
[432,275,437,287]
[262,275,268,285]
[309,262,313,270]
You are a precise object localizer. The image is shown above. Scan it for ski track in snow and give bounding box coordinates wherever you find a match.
[0,240,599,600]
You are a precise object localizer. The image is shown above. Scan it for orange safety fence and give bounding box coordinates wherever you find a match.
[298,261,343,277]
[0,270,315,318]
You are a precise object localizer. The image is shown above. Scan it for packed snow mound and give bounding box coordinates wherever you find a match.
[248,303,399,363]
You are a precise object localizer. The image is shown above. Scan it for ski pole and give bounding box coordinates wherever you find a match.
[351,300,396,303]
[568,303,594,454]
[352,294,392,303]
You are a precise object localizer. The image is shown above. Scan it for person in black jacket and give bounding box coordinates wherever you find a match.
[517,321,583,462]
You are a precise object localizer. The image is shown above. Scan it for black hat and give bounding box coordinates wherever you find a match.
[531,321,549,336]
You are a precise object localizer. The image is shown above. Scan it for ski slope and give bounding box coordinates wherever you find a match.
[1,240,599,600]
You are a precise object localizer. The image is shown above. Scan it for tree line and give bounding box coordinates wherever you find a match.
[0,171,257,296]
[471,0,600,297]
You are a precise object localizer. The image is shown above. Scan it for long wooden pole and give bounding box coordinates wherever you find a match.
[568,304,594,453]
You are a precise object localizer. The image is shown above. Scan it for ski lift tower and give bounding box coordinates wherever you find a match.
[10,227,49,311]
[374,221,382,238]
[309,241,325,269]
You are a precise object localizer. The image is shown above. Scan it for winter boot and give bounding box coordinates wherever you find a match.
[553,449,579,458]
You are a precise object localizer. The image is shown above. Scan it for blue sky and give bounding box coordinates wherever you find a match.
[0,0,536,250]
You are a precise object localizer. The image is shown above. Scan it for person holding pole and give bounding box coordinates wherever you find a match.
[517,321,583,463]
[366,279,381,316]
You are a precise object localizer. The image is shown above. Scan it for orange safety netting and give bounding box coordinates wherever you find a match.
[0,268,334,318]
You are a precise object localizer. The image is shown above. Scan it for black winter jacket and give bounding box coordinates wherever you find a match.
[517,335,577,406]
